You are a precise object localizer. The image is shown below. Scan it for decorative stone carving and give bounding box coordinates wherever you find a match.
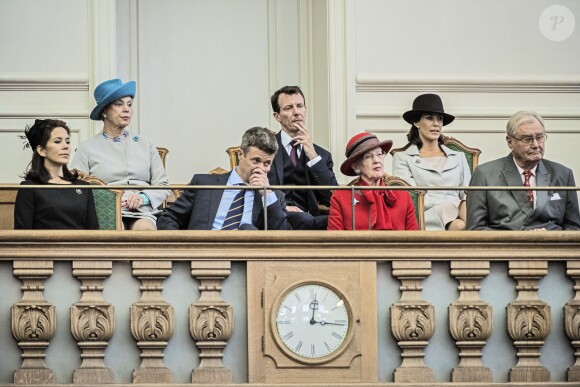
[565,260,580,381]
[11,260,55,384]
[448,261,493,382]
[507,261,551,382]
[130,261,174,384]
[390,260,434,383]
[71,260,115,384]
[190,261,233,384]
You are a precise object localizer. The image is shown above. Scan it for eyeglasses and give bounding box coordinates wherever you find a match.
[509,134,547,145]
[362,151,386,162]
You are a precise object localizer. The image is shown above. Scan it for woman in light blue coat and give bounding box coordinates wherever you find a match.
[392,94,470,230]
[72,79,170,230]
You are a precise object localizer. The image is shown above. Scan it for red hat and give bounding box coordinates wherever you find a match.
[340,132,393,176]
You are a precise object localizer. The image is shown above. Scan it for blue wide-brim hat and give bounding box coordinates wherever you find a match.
[90,79,136,121]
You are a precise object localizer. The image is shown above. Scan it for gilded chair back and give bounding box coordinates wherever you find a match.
[226,146,241,169]
[389,135,481,173]
[347,174,426,230]
[75,170,123,230]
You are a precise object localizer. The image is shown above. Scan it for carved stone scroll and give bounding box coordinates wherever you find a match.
[448,260,492,382]
[130,261,174,384]
[190,261,233,384]
[507,261,551,382]
[566,260,580,381]
[390,260,434,383]
[71,260,115,384]
[11,260,55,384]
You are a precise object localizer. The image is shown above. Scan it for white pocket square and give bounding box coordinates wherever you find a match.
[550,193,561,201]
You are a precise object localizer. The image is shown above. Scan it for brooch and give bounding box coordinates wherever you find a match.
[133,135,140,142]
[76,189,83,195]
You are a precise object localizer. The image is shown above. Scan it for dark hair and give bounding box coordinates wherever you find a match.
[271,86,306,113]
[240,127,278,155]
[24,119,77,183]
[406,112,444,149]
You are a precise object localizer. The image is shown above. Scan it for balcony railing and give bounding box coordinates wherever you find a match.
[0,230,579,386]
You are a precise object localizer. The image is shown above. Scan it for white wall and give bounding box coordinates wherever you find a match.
[353,0,580,177]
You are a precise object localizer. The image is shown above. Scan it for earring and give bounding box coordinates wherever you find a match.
[102,113,107,119]
[354,168,360,174]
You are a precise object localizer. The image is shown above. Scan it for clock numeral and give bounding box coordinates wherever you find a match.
[282,304,292,311]
[295,340,303,352]
[310,288,316,300]
[334,319,346,325]
[277,319,290,324]
[294,292,302,303]
[311,344,316,357]
[331,331,343,340]
[283,331,294,341]
[322,290,329,303]
[324,341,331,351]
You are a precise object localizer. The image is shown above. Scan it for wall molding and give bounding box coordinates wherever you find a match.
[0,107,89,118]
[0,73,88,91]
[357,107,580,121]
[356,73,580,93]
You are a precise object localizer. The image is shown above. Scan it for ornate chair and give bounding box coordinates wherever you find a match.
[75,170,123,230]
[348,174,426,230]
[389,135,481,173]
[226,146,241,170]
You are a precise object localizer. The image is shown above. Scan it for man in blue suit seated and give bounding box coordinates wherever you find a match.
[157,127,291,230]
[467,111,580,231]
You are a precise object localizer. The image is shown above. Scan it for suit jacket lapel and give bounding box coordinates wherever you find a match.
[501,156,533,215]
[274,132,285,184]
[207,172,230,228]
[533,160,550,214]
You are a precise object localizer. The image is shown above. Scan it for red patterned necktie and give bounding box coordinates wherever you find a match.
[523,170,534,208]
[290,143,299,167]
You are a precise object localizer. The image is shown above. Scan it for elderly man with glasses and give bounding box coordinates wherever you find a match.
[467,111,580,230]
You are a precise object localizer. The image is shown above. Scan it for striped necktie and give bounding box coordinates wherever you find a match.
[221,186,245,230]
[523,170,534,208]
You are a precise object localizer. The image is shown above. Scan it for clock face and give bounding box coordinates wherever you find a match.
[273,282,351,362]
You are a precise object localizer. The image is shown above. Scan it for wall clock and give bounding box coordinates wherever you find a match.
[247,261,377,383]
[272,281,352,363]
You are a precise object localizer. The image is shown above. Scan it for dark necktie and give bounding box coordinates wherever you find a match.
[290,143,299,167]
[523,170,534,208]
[221,187,245,230]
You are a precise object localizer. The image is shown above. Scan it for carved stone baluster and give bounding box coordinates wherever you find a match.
[71,260,115,384]
[11,260,56,384]
[190,261,233,384]
[565,260,580,381]
[507,261,551,382]
[130,261,174,383]
[449,260,493,382]
[390,260,434,383]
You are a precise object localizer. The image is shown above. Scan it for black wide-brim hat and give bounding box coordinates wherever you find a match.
[402,93,455,126]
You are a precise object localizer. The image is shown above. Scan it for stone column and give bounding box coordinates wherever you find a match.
[507,261,551,382]
[449,260,493,382]
[11,260,55,384]
[565,260,580,382]
[190,261,233,384]
[390,260,434,383]
[71,260,115,384]
[130,261,174,384]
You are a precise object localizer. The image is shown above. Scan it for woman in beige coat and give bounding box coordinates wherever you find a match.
[392,94,470,230]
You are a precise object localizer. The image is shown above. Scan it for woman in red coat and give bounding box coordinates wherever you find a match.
[327,132,418,230]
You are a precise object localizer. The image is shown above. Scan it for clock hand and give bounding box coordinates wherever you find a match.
[318,320,346,326]
[309,295,319,325]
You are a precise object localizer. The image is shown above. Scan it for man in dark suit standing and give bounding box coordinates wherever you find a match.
[269,86,338,230]
[157,127,290,230]
[467,111,580,230]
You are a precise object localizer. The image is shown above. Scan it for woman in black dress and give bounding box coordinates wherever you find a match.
[14,119,99,229]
